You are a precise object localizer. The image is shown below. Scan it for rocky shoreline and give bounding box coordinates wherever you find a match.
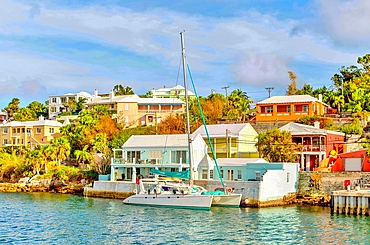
[0,180,86,195]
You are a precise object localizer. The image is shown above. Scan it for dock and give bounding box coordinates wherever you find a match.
[330,190,370,215]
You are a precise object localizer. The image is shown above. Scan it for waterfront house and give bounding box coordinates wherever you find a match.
[0,116,62,148]
[151,85,195,99]
[195,160,299,206]
[279,122,345,171]
[255,94,328,123]
[193,123,259,158]
[86,91,185,128]
[110,133,212,181]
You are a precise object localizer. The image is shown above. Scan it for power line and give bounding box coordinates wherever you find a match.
[265,87,274,98]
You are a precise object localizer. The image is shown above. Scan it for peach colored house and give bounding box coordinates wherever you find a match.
[256,95,328,122]
[0,116,62,148]
[87,91,185,128]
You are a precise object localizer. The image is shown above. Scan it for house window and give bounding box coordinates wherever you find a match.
[61,98,66,103]
[210,170,214,179]
[287,172,290,183]
[127,151,141,163]
[202,169,208,179]
[12,129,16,134]
[237,170,242,180]
[36,128,41,134]
[125,104,129,110]
[171,150,187,164]
[26,128,31,134]
[49,128,54,134]
[220,170,224,178]
[303,105,308,112]
[265,106,273,113]
[51,107,56,113]
[228,170,234,180]
[255,171,261,181]
[22,128,25,133]
[149,150,162,163]
[3,139,7,145]
[51,97,57,103]
[3,128,8,134]
[286,106,291,112]
[125,116,129,123]
[17,128,20,133]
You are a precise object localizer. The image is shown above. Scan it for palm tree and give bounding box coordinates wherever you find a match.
[25,149,43,175]
[51,137,71,166]
[74,145,92,168]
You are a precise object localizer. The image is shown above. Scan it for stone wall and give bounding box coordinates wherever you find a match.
[298,171,370,197]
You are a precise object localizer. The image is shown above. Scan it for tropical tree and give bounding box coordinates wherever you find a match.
[255,128,302,162]
[227,89,253,121]
[113,84,135,95]
[5,98,20,118]
[74,145,92,168]
[25,149,43,176]
[50,137,71,166]
[27,101,48,118]
[13,107,36,121]
[286,71,298,95]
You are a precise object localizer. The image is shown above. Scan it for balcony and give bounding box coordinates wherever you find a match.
[302,145,326,152]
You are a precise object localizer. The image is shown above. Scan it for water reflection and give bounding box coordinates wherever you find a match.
[1,193,370,244]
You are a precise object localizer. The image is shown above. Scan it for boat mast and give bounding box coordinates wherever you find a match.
[180,31,193,188]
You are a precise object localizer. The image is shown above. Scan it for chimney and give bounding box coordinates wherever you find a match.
[94,89,98,98]
[109,90,114,101]
[314,121,320,129]
[152,88,156,98]
[318,94,322,102]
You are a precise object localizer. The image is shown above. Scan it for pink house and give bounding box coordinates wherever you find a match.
[280,122,345,171]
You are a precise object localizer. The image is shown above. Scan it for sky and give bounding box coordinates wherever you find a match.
[1,0,370,110]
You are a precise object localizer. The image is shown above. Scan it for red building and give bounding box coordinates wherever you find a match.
[0,111,7,123]
[280,122,345,171]
[331,149,370,172]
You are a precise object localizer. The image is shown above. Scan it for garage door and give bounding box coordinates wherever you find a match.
[344,158,362,171]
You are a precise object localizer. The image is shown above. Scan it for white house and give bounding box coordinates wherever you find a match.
[110,133,212,181]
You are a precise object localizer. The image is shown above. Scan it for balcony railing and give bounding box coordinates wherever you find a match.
[302,145,326,152]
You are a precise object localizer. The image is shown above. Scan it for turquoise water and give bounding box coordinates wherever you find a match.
[1,192,370,245]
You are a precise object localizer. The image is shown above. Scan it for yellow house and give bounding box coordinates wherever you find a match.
[0,116,62,148]
[256,95,328,122]
[193,123,259,158]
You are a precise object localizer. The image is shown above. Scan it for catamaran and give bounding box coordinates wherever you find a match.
[123,32,213,210]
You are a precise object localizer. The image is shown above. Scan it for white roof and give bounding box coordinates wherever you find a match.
[118,97,185,104]
[257,95,326,105]
[153,85,195,96]
[193,123,256,138]
[216,158,268,166]
[279,122,345,136]
[0,119,62,127]
[88,94,139,104]
[123,134,202,148]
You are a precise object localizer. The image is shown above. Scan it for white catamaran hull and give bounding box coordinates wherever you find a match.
[211,194,242,207]
[123,194,213,210]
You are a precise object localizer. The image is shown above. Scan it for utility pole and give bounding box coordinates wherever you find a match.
[265,87,274,98]
[222,86,230,108]
[225,129,229,158]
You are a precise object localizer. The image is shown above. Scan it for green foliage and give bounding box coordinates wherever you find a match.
[255,128,302,162]
[339,118,364,135]
[295,115,333,129]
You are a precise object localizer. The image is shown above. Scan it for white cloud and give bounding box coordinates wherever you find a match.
[316,0,370,47]
[233,52,290,86]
